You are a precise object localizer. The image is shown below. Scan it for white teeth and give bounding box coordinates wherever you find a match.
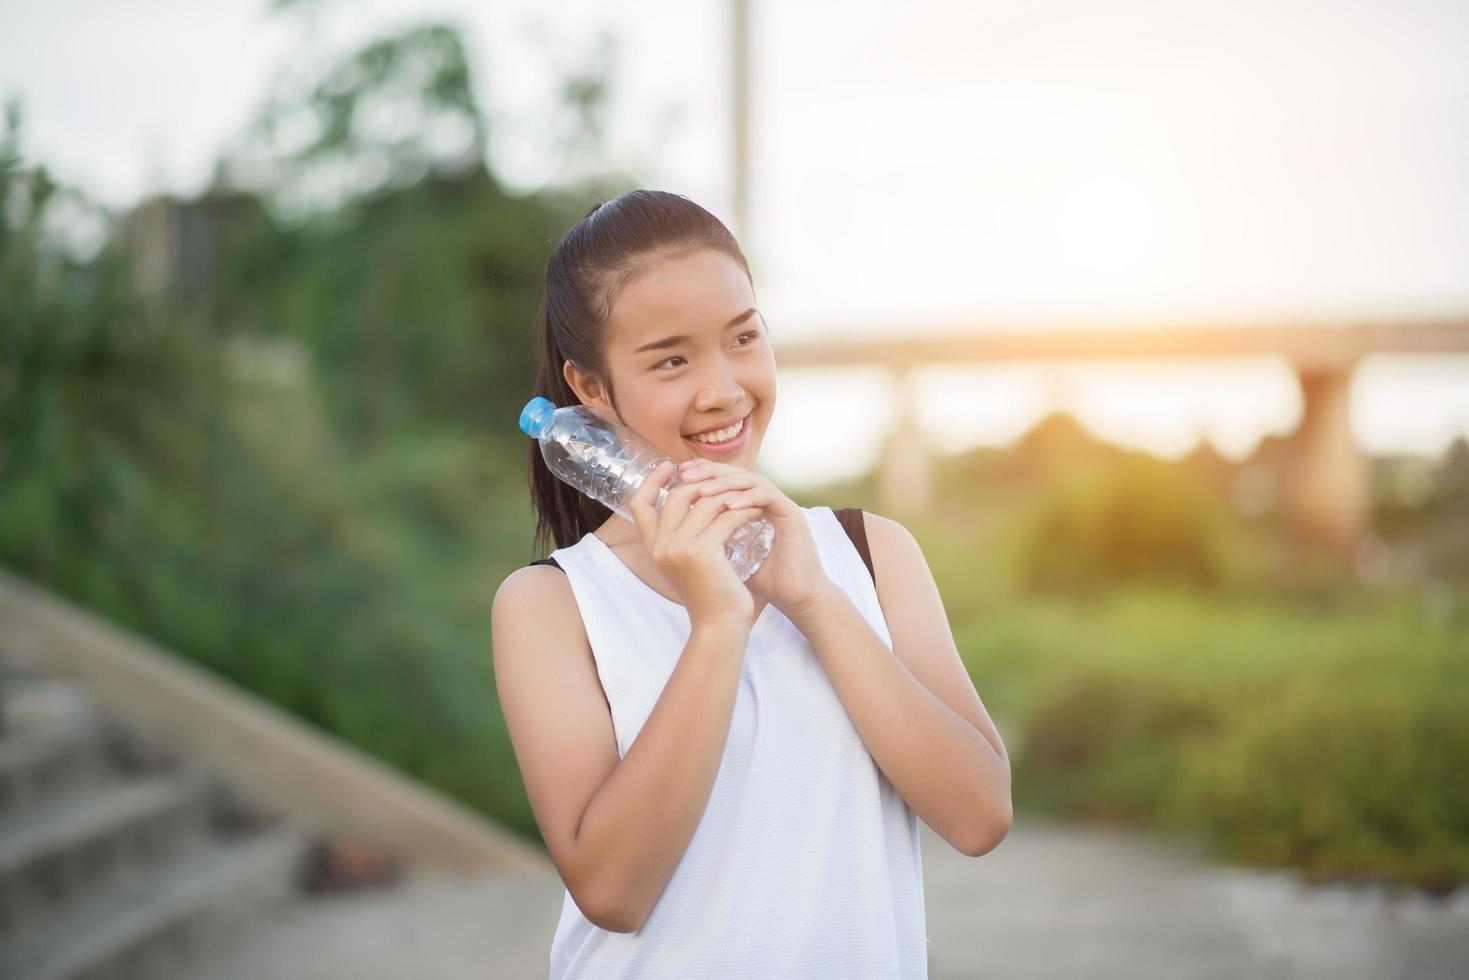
[689,417,744,444]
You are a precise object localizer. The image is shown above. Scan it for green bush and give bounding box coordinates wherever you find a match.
[1016,668,1220,821]
[986,588,1469,892]
[1167,663,1469,893]
[1014,455,1241,594]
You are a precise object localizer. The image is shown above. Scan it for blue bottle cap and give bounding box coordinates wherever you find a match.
[519,396,557,437]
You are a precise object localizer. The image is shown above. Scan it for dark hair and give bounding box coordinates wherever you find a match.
[526,189,754,557]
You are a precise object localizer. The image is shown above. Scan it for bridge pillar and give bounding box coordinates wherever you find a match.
[876,367,933,519]
[1281,364,1369,560]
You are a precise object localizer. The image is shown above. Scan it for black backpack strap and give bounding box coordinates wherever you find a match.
[832,508,875,586]
[528,557,563,571]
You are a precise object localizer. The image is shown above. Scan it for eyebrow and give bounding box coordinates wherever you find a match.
[632,308,758,354]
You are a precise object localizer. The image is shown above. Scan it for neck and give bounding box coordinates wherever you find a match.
[595,515,638,547]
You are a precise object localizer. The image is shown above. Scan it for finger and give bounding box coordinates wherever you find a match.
[673,489,753,542]
[679,459,742,480]
[695,506,768,547]
[694,473,760,496]
[629,461,673,516]
[631,460,676,508]
[717,487,781,513]
[629,462,677,550]
[656,475,710,541]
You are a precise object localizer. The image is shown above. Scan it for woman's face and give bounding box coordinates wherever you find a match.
[564,248,776,468]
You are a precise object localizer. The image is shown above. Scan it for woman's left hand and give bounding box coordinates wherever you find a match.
[675,458,834,617]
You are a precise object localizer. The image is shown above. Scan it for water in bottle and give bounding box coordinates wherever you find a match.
[519,396,775,581]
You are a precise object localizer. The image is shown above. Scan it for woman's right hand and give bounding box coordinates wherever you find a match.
[628,461,764,631]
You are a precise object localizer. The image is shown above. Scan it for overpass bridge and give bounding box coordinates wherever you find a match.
[771,318,1469,561]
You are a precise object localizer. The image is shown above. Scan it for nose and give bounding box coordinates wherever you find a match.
[694,358,747,412]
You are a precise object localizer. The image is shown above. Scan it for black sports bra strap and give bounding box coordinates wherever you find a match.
[529,557,563,571]
[833,508,875,586]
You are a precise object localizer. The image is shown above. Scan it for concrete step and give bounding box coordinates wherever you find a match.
[0,658,312,980]
[0,673,112,832]
[0,727,109,824]
[0,651,45,685]
[0,769,217,937]
[0,676,109,745]
[0,826,305,980]
[0,673,191,822]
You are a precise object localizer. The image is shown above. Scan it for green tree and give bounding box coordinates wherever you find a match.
[215,21,633,445]
[0,101,215,588]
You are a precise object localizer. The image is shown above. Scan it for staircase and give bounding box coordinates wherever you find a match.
[0,651,306,980]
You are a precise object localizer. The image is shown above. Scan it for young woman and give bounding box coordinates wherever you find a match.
[492,190,1011,979]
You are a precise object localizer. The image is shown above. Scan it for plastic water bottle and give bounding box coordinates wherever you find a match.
[520,397,775,581]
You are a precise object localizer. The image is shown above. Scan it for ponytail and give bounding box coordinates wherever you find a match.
[525,291,615,558]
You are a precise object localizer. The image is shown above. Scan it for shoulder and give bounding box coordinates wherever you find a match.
[859,510,921,555]
[495,561,572,603]
[856,510,928,599]
[492,564,584,650]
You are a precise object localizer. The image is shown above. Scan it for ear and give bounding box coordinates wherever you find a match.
[563,359,613,417]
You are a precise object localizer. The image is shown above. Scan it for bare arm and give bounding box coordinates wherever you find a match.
[783,513,1012,857]
[492,565,748,934]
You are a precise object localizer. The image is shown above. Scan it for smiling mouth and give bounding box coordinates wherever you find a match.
[684,414,749,446]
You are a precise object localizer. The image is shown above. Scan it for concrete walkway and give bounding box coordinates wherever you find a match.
[923,812,1468,980]
[187,813,1469,979]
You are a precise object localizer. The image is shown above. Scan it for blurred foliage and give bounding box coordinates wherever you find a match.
[0,100,212,584]
[1014,453,1239,595]
[243,22,488,218]
[947,584,1469,893]
[216,170,582,446]
[1372,440,1469,586]
[218,21,623,446]
[916,413,1269,597]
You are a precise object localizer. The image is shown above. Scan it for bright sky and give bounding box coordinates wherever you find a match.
[5,0,1469,486]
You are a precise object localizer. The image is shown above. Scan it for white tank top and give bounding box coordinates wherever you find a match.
[542,504,928,979]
